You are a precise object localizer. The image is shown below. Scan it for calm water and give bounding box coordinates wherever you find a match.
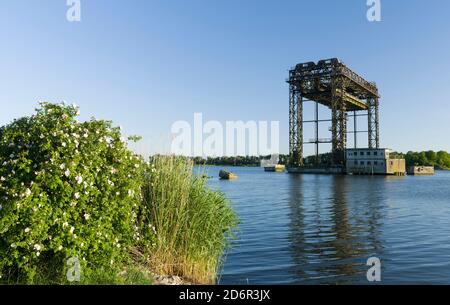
[201,167,450,284]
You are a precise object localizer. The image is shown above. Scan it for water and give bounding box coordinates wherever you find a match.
[201,166,450,284]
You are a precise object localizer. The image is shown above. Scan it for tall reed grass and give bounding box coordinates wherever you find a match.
[141,156,238,284]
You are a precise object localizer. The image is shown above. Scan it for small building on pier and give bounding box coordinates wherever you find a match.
[346,148,406,176]
[407,166,435,176]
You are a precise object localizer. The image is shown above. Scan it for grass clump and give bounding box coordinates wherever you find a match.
[140,156,238,284]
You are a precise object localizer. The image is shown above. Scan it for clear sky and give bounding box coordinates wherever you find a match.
[1,0,449,157]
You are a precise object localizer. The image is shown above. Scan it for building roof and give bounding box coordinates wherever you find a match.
[346,148,391,151]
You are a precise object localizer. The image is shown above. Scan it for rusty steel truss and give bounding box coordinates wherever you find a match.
[287,58,380,167]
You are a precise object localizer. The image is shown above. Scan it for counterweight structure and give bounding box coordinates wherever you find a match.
[287,58,380,167]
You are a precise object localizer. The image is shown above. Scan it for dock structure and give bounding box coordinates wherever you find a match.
[287,58,380,169]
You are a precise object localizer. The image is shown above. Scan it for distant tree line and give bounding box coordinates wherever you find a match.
[192,150,450,170]
[193,154,311,167]
[192,156,274,167]
[390,151,450,170]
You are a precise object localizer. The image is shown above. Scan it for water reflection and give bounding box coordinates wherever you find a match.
[215,168,450,284]
[287,174,307,279]
[288,175,385,284]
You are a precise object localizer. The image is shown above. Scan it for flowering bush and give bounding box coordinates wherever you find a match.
[0,103,144,282]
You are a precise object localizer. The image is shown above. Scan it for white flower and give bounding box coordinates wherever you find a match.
[128,190,135,197]
[64,169,71,177]
[62,142,66,147]
[34,244,41,251]
[70,202,77,207]
[24,227,31,233]
[63,222,69,228]
[9,154,14,159]
[70,226,75,234]
[0,176,5,181]
[24,188,32,197]
[58,245,63,251]
[74,192,80,199]
[83,213,90,220]
[75,175,83,184]
[36,252,40,257]
[60,164,66,170]
[11,243,16,248]
[81,242,84,247]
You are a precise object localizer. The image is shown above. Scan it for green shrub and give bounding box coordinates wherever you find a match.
[140,156,238,284]
[0,102,144,283]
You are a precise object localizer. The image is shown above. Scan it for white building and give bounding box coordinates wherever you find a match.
[346,148,405,175]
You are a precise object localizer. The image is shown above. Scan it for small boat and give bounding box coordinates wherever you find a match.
[264,164,286,172]
[219,170,238,180]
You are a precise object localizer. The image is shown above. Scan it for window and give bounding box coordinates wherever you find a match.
[374,161,378,165]
[367,152,371,156]
[360,152,364,156]
[355,161,358,165]
[374,151,378,156]
[354,152,357,156]
[367,161,371,165]
[360,161,365,165]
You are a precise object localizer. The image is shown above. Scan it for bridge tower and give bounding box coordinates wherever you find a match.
[287,58,380,168]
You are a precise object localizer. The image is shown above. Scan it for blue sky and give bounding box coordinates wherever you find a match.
[1,0,449,156]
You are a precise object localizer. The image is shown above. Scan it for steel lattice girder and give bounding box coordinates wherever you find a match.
[331,76,348,165]
[289,86,303,166]
[368,97,380,149]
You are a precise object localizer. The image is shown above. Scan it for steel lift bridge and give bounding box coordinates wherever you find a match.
[287,58,380,168]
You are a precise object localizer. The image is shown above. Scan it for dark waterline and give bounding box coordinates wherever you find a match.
[198,166,450,284]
